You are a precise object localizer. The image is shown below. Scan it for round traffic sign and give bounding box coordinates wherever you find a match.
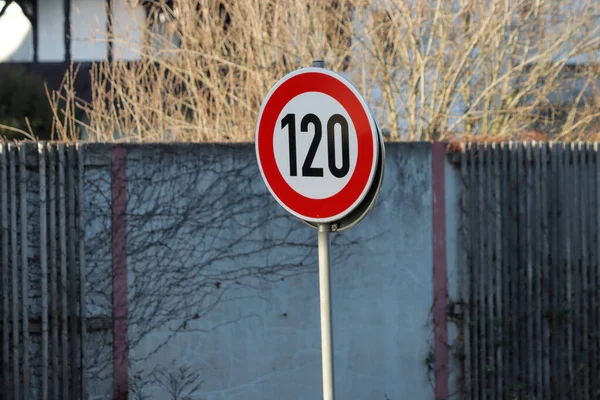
[256,67,380,223]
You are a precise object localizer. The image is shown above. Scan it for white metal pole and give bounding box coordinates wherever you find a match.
[318,223,335,400]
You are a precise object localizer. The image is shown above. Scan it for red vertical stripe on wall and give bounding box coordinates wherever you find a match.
[111,146,129,400]
[432,142,449,400]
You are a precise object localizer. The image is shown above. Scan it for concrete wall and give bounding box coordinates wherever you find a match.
[83,142,462,399]
[0,142,462,399]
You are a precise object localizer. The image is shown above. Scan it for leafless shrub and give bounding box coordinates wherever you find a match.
[130,364,203,400]
[154,366,204,400]
[46,0,600,141]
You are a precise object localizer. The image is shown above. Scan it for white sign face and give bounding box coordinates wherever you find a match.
[256,67,380,223]
[273,92,359,199]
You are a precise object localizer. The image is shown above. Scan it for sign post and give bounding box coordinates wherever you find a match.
[317,223,335,400]
[255,59,384,400]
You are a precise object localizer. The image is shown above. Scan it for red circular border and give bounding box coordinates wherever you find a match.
[257,71,375,220]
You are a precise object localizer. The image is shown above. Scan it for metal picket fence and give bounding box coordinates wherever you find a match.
[0,143,86,400]
[459,142,600,400]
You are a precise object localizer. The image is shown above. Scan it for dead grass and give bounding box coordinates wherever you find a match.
[43,0,600,142]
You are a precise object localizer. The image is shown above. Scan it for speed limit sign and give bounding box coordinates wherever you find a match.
[255,62,384,400]
[255,66,384,226]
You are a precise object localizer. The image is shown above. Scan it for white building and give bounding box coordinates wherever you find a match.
[0,0,147,63]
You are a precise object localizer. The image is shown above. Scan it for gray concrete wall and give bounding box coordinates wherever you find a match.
[0,142,463,399]
[89,143,461,400]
